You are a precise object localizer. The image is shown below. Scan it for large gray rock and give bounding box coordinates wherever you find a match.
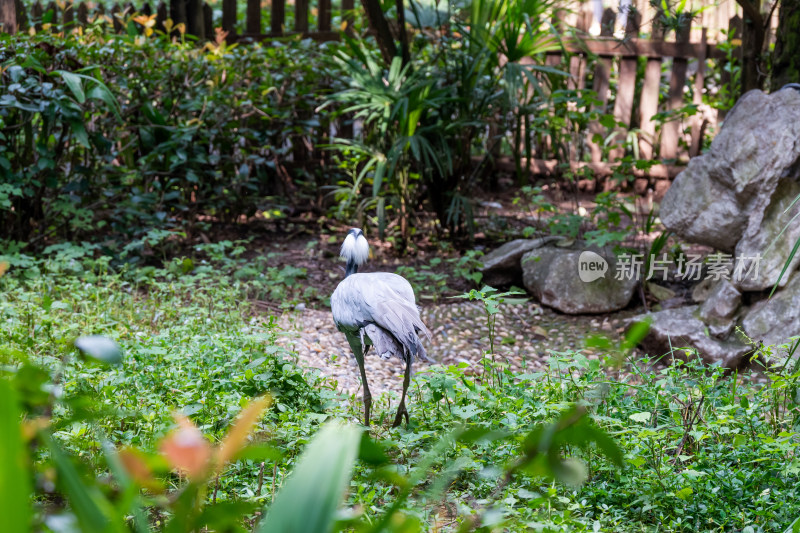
[521,246,637,314]
[661,89,800,268]
[480,237,562,287]
[634,306,752,368]
[742,271,800,350]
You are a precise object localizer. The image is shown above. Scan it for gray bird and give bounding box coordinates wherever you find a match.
[331,228,432,427]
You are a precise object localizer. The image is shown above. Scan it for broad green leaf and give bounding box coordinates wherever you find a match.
[0,379,31,533]
[257,421,361,533]
[56,70,86,103]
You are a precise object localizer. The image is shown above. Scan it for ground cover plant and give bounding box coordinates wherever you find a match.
[3,251,800,531]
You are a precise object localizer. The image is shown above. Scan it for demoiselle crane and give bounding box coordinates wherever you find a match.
[331,228,432,427]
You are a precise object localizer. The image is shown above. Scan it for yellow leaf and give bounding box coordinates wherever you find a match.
[215,395,271,471]
[159,413,212,480]
[0,261,8,278]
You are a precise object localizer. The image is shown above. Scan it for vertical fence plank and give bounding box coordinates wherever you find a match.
[588,8,616,163]
[46,0,58,27]
[222,0,235,36]
[609,9,640,162]
[62,1,74,28]
[170,0,187,31]
[318,0,331,32]
[295,0,308,32]
[718,14,741,122]
[660,18,691,161]
[246,0,259,34]
[14,0,27,30]
[689,28,708,157]
[76,1,87,26]
[142,2,152,15]
[567,8,590,91]
[111,4,122,32]
[246,0,261,35]
[203,1,211,38]
[271,0,284,33]
[185,0,204,38]
[342,0,353,33]
[638,13,664,161]
[31,0,42,30]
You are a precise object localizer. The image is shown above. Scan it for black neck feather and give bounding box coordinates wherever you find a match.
[345,259,358,277]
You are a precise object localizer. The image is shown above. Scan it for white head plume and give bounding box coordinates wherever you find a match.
[341,229,369,266]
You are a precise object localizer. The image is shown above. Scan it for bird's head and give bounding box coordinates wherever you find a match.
[341,228,369,276]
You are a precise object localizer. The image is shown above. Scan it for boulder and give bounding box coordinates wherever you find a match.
[480,236,562,287]
[742,271,800,350]
[521,246,637,314]
[634,306,752,368]
[661,89,800,262]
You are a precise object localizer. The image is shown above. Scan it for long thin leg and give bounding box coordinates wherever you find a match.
[348,332,372,426]
[392,356,412,428]
[357,354,372,426]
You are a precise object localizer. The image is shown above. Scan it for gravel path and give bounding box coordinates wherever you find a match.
[276,301,641,398]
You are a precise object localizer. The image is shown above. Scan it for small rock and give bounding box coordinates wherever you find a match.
[480,237,563,287]
[698,279,741,338]
[646,282,676,302]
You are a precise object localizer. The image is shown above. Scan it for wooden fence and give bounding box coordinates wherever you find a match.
[1,0,769,190]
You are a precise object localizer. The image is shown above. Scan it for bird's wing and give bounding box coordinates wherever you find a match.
[331,274,431,360]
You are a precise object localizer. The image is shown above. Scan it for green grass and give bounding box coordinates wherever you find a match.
[2,248,800,531]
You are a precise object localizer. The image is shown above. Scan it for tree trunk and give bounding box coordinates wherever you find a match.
[359,0,397,65]
[0,0,17,33]
[771,0,800,90]
[736,0,767,92]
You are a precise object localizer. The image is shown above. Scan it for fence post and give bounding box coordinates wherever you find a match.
[660,17,691,161]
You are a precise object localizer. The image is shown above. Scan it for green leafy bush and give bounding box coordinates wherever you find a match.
[0,28,346,253]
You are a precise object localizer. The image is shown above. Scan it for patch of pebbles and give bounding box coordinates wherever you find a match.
[275,301,638,399]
